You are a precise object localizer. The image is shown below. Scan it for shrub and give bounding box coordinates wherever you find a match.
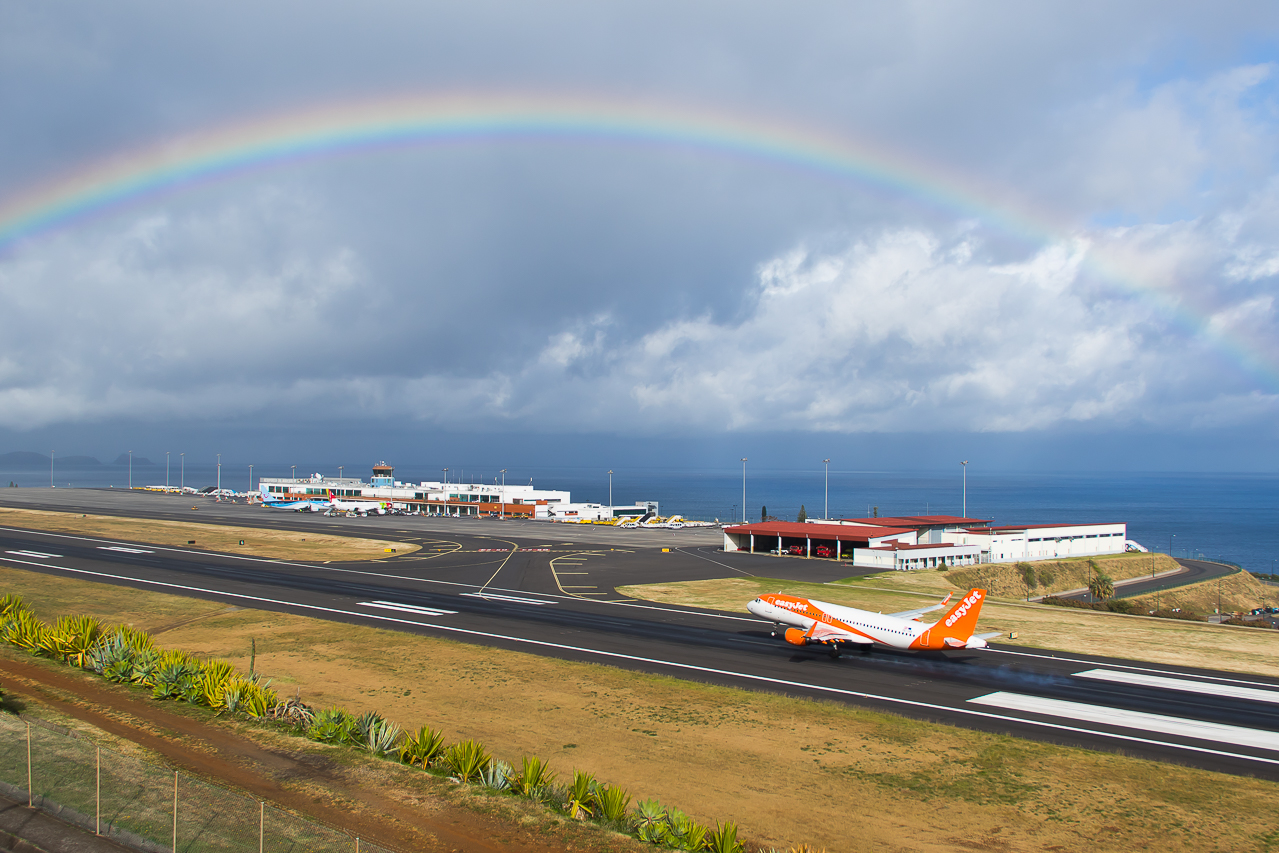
[0,594,29,619]
[44,616,103,667]
[633,799,669,843]
[197,660,236,709]
[399,725,446,767]
[666,808,708,851]
[364,717,402,757]
[441,739,491,783]
[2,609,50,652]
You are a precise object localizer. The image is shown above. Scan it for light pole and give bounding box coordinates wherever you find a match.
[128,450,132,490]
[740,458,747,524]
[338,466,344,480]
[823,459,830,520]
[166,451,170,489]
[180,453,184,491]
[291,465,296,481]
[608,470,613,510]
[442,468,448,485]
[500,469,507,520]
[216,454,221,499]
[50,451,54,488]
[961,461,968,518]
[1170,533,1175,560]
[249,464,254,494]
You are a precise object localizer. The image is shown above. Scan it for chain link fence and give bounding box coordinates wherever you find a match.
[0,713,398,853]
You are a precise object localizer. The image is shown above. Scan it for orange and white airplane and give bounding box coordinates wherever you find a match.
[747,588,997,656]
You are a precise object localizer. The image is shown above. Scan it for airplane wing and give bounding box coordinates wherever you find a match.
[887,593,953,621]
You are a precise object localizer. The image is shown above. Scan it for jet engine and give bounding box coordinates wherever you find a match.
[783,628,808,646]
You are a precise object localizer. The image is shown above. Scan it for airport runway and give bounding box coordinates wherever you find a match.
[2,490,1279,780]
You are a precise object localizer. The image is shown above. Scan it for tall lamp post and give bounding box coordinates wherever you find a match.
[180,453,184,491]
[166,451,170,489]
[338,466,344,480]
[823,459,830,520]
[128,450,133,490]
[442,468,448,485]
[50,451,54,489]
[961,461,969,517]
[608,470,613,510]
[216,454,221,499]
[499,469,507,520]
[290,465,296,481]
[249,464,254,495]
[1170,533,1176,560]
[740,458,747,524]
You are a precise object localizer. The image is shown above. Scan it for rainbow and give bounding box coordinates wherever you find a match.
[0,91,1272,389]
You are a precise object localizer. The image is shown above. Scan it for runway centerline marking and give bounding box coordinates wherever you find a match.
[4,550,60,559]
[461,592,555,606]
[1073,668,1279,704]
[97,546,153,554]
[970,691,1279,752]
[4,554,1279,767]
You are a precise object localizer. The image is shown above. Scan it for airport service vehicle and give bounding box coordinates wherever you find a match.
[786,545,806,556]
[747,588,997,656]
[813,545,833,558]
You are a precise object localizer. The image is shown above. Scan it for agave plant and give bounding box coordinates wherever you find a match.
[151,661,199,700]
[196,660,236,709]
[2,609,50,653]
[307,707,359,744]
[705,821,744,853]
[129,648,161,686]
[398,725,446,767]
[364,718,402,756]
[666,809,707,851]
[354,711,385,742]
[507,755,556,798]
[480,759,512,791]
[0,593,29,619]
[565,770,597,820]
[632,799,670,843]
[595,784,631,823]
[87,632,133,677]
[266,696,315,727]
[441,739,490,783]
[43,615,103,666]
[239,679,277,717]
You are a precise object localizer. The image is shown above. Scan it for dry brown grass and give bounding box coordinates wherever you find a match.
[945,552,1181,598]
[2,566,1279,853]
[0,507,418,562]
[618,576,1279,678]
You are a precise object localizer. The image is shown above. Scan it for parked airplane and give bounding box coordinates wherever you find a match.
[326,498,389,516]
[746,588,998,656]
[262,497,328,512]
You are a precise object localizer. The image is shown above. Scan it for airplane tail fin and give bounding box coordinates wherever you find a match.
[930,589,988,647]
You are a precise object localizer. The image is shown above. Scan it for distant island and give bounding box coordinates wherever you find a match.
[0,451,103,470]
[111,453,155,466]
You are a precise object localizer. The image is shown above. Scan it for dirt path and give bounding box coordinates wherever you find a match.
[0,658,567,853]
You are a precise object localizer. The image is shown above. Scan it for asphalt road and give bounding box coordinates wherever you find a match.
[1059,557,1238,602]
[2,489,1279,780]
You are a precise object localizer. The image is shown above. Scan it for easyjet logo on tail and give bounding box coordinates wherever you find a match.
[944,590,983,628]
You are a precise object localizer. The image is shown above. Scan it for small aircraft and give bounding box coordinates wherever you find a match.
[746,588,998,656]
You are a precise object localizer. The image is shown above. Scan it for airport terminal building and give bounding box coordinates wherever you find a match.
[258,463,654,519]
[722,515,1129,570]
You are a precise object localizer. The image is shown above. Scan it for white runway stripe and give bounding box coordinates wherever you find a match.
[96,546,153,554]
[4,550,60,559]
[462,592,555,605]
[970,691,1279,752]
[1074,668,1279,705]
[359,601,457,617]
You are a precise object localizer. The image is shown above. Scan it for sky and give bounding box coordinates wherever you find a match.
[3,2,1279,473]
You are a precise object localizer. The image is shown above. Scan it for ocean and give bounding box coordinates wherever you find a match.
[3,460,1276,573]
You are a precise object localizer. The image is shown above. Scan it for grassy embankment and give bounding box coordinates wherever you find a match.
[0,507,419,562]
[2,565,1279,853]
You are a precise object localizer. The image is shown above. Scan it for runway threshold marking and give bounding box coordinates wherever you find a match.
[1073,668,1279,704]
[969,691,1279,752]
[97,546,154,554]
[4,550,60,559]
[360,601,458,617]
[3,552,1279,768]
